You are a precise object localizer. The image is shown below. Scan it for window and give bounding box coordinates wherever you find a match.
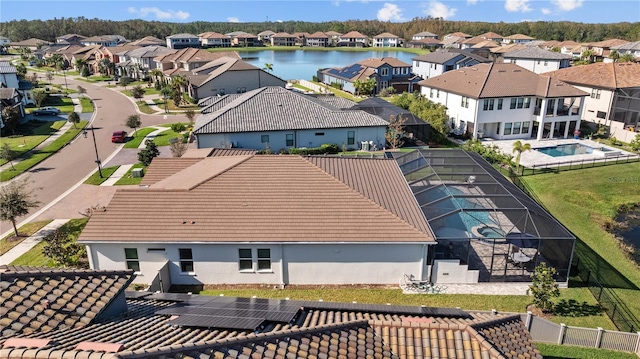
[179,249,194,273]
[513,122,521,135]
[430,89,434,98]
[461,97,469,108]
[261,135,269,143]
[219,89,226,95]
[257,249,271,271]
[522,121,530,133]
[437,90,440,98]
[510,98,517,109]
[239,248,253,271]
[236,87,246,94]
[496,122,501,135]
[544,60,548,66]
[504,122,513,135]
[434,64,437,70]
[517,97,524,109]
[124,248,140,272]
[523,97,531,109]
[315,132,325,136]
[597,111,606,119]
[380,67,389,76]
[591,89,601,99]
[147,248,165,253]
[347,131,355,145]
[497,99,503,110]
[483,99,494,111]
[286,134,294,146]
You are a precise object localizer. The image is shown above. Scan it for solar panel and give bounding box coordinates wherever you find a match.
[301,300,471,319]
[168,314,265,330]
[145,293,194,302]
[124,291,153,299]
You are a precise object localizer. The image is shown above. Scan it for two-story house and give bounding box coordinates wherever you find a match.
[130,36,165,47]
[324,31,342,46]
[271,32,297,47]
[257,30,276,43]
[199,32,231,48]
[478,32,504,43]
[412,31,438,41]
[155,48,240,76]
[319,57,421,94]
[305,32,330,47]
[372,33,402,48]
[418,63,588,140]
[546,62,640,143]
[336,31,369,47]
[0,61,28,122]
[582,39,630,62]
[166,33,200,50]
[412,49,490,80]
[56,33,86,45]
[502,34,535,45]
[610,41,640,61]
[503,47,573,74]
[227,32,261,47]
[122,45,175,79]
[80,35,127,47]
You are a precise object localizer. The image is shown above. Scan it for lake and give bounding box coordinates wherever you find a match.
[238,50,419,81]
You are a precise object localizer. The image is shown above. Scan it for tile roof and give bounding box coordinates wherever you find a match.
[272,32,295,38]
[79,155,434,244]
[189,57,277,87]
[505,34,535,40]
[341,31,369,38]
[479,32,503,39]
[447,32,472,38]
[0,61,17,74]
[588,38,629,48]
[180,148,258,158]
[413,31,438,37]
[412,49,490,64]
[418,62,588,99]
[307,31,329,39]
[0,266,133,339]
[166,33,198,39]
[374,32,400,39]
[159,47,240,64]
[193,86,389,134]
[198,32,229,39]
[545,62,640,90]
[611,40,640,51]
[503,47,573,60]
[10,38,52,46]
[125,45,174,59]
[358,57,411,68]
[409,38,442,46]
[129,36,165,46]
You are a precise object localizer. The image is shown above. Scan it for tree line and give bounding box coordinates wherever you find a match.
[1,17,638,44]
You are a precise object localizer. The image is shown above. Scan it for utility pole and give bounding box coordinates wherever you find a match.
[89,125,103,178]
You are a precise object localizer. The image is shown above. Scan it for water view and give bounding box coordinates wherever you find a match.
[238,50,419,81]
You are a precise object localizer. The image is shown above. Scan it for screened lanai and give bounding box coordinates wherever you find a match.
[392,149,575,283]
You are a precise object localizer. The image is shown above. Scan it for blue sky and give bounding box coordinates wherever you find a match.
[2,0,638,24]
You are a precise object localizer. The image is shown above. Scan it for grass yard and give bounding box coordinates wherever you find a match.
[153,128,185,146]
[79,97,94,113]
[124,127,157,148]
[10,218,89,267]
[0,220,53,255]
[114,163,145,185]
[84,165,119,185]
[152,98,200,111]
[137,102,156,114]
[0,120,66,164]
[537,343,638,359]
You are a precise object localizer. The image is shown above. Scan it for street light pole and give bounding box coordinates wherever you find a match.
[89,125,103,178]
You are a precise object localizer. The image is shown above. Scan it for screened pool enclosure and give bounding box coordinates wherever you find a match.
[392,149,575,283]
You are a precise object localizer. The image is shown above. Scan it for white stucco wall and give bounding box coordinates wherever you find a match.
[86,242,432,285]
[504,59,565,74]
[412,61,445,80]
[193,70,286,100]
[573,84,615,124]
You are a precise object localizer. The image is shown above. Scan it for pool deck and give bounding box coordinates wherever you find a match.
[482,138,639,168]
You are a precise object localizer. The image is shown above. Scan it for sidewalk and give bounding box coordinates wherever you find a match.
[0,219,71,265]
[99,164,133,186]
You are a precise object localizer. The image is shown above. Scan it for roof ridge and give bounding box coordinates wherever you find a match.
[464,324,508,359]
[477,62,494,98]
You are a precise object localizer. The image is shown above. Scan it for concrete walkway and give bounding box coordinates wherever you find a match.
[138,126,168,149]
[99,164,134,186]
[0,219,71,265]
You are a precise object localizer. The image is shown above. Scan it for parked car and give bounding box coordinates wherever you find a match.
[111,131,128,143]
[32,107,61,116]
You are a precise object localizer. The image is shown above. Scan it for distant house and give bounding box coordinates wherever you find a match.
[336,31,369,47]
[324,30,342,46]
[292,32,311,46]
[120,45,174,78]
[0,61,30,117]
[55,33,86,45]
[166,33,200,49]
[406,37,443,50]
[412,49,490,80]
[546,62,640,143]
[91,44,140,75]
[443,32,472,40]
[81,35,127,47]
[0,36,11,47]
[305,32,330,47]
[199,32,231,48]
[187,57,286,100]
[227,32,261,47]
[193,86,389,151]
[154,48,240,76]
[418,63,588,140]
[610,41,640,61]
[320,57,421,94]
[583,39,630,62]
[257,30,276,42]
[10,38,53,51]
[502,34,535,45]
[130,36,166,47]
[503,47,573,74]
[459,36,491,49]
[372,32,402,48]
[271,32,297,47]
[478,32,503,43]
[412,31,438,40]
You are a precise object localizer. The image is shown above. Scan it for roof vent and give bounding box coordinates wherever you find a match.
[513,69,521,72]
[75,342,125,353]
[498,70,506,72]
[3,338,51,349]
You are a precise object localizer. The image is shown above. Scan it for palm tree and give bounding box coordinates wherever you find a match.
[581,49,595,63]
[619,53,635,63]
[609,50,620,62]
[263,63,273,72]
[75,58,87,73]
[171,74,188,94]
[160,85,172,113]
[512,140,532,172]
[98,58,112,76]
[149,68,164,85]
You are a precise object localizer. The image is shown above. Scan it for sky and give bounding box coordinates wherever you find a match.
[1,0,638,24]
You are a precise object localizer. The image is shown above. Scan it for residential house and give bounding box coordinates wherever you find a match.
[372,32,402,48]
[130,36,165,47]
[80,35,127,47]
[187,57,286,100]
[166,33,200,49]
[93,44,142,76]
[155,47,240,76]
[55,33,86,45]
[478,32,504,43]
[412,49,490,80]
[193,86,389,151]
[0,88,24,128]
[10,38,53,51]
[546,62,640,143]
[0,61,29,120]
[199,32,231,48]
[320,57,421,94]
[68,45,101,73]
[418,63,588,141]
[0,266,543,359]
[257,30,276,42]
[412,31,439,40]
[227,31,261,47]
[609,41,640,61]
[336,31,369,47]
[270,32,297,47]
[305,31,330,47]
[0,36,11,46]
[440,35,466,49]
[503,47,573,74]
[488,43,527,63]
[406,37,443,50]
[443,32,472,40]
[502,34,535,45]
[292,32,311,46]
[459,36,491,49]
[583,39,630,62]
[324,30,342,46]
[120,45,174,79]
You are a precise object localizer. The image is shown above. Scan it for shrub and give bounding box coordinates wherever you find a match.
[630,134,640,152]
[288,143,340,155]
[170,123,187,132]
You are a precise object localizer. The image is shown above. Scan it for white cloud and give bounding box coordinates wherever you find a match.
[377,3,405,21]
[276,19,284,23]
[504,0,532,12]
[425,1,457,19]
[127,7,189,20]
[551,0,583,11]
[541,8,551,14]
[467,0,478,5]
[227,17,240,23]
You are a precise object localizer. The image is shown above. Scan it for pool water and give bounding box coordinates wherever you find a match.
[478,226,506,238]
[537,144,594,157]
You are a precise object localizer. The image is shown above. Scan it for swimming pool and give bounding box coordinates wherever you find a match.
[536,144,594,157]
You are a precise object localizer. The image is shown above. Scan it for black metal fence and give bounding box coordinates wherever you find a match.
[519,154,639,176]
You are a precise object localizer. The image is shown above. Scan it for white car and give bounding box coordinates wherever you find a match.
[32,107,61,116]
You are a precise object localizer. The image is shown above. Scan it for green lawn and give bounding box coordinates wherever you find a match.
[152,99,200,111]
[137,102,156,114]
[153,128,186,146]
[84,165,119,185]
[0,120,66,164]
[10,218,89,266]
[114,163,145,185]
[124,127,157,148]
[0,220,53,255]
[80,97,94,113]
[537,343,638,359]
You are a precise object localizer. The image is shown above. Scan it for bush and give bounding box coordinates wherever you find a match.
[330,82,343,90]
[288,143,340,155]
[170,123,187,132]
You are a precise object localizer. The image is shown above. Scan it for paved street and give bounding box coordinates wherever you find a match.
[0,72,188,237]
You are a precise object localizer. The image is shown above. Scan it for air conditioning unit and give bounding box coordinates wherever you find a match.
[131,168,144,178]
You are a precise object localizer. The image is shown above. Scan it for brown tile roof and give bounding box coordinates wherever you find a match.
[479,32,503,39]
[505,34,535,40]
[447,32,472,38]
[588,38,629,48]
[0,266,133,339]
[545,62,640,90]
[180,147,258,158]
[473,314,542,358]
[341,31,369,38]
[375,32,400,39]
[198,32,229,39]
[139,157,202,185]
[358,57,411,68]
[79,155,435,244]
[418,63,588,99]
[158,47,240,64]
[307,31,329,39]
[272,32,295,38]
[325,31,342,37]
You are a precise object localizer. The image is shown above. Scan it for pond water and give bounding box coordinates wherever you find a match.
[616,209,640,249]
[238,50,418,81]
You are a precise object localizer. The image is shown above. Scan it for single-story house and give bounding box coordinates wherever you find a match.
[193,86,389,151]
[418,62,588,140]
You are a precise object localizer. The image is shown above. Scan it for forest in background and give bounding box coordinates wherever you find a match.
[1,17,639,43]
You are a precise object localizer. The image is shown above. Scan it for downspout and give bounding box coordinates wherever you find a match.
[279,244,285,288]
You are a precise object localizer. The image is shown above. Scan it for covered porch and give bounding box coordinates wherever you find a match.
[533,96,585,140]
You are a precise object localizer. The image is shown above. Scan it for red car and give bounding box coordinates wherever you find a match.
[111,131,128,143]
